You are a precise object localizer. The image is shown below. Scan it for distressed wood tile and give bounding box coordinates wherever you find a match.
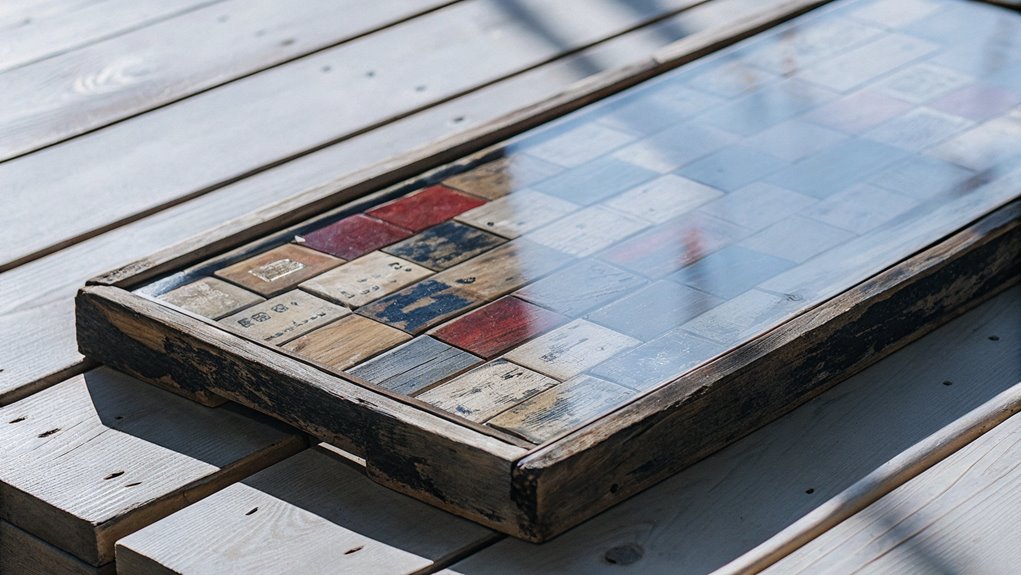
[765,138,908,198]
[864,107,974,152]
[526,206,649,258]
[214,244,344,297]
[347,336,481,396]
[356,279,479,334]
[532,156,658,205]
[515,259,646,317]
[503,319,640,381]
[876,62,973,104]
[612,122,737,173]
[218,290,350,345]
[931,116,1021,171]
[670,245,797,299]
[366,185,486,232]
[797,33,939,93]
[599,212,749,278]
[487,375,634,444]
[522,122,635,167]
[431,296,566,359]
[382,221,506,271]
[845,0,942,28]
[296,214,412,260]
[157,277,263,320]
[442,154,563,200]
[454,189,578,239]
[681,288,805,345]
[603,174,723,224]
[931,84,1021,122]
[698,182,817,231]
[743,119,848,163]
[699,79,837,137]
[800,183,919,234]
[596,87,723,135]
[868,155,976,200]
[299,251,432,308]
[590,328,726,391]
[804,90,915,134]
[739,215,856,263]
[740,17,883,75]
[432,239,574,300]
[685,59,781,98]
[417,359,558,422]
[283,315,411,372]
[585,280,723,341]
[676,145,787,192]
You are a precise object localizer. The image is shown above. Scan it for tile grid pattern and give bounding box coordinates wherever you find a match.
[151,0,1021,445]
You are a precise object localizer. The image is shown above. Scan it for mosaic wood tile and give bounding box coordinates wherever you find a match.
[283,315,411,372]
[526,205,650,258]
[612,122,737,173]
[347,336,481,396]
[685,59,781,98]
[864,107,974,151]
[765,138,908,198]
[698,79,838,136]
[585,280,723,342]
[739,215,856,263]
[297,214,412,260]
[739,17,882,75]
[442,154,563,200]
[431,296,566,359]
[382,221,507,270]
[214,244,343,297]
[429,239,573,301]
[157,277,263,319]
[800,183,919,234]
[596,87,723,135]
[804,90,915,134]
[670,245,797,299]
[417,359,559,423]
[930,116,1021,171]
[876,62,973,104]
[366,185,486,232]
[677,145,788,192]
[930,84,1021,122]
[698,182,817,231]
[590,328,726,391]
[681,289,805,345]
[532,156,659,205]
[599,212,749,278]
[797,33,939,92]
[522,122,635,167]
[503,319,640,381]
[487,375,635,444]
[299,251,432,308]
[868,155,977,200]
[515,259,647,317]
[218,290,349,345]
[743,119,848,162]
[454,189,578,239]
[357,278,480,334]
[602,174,723,224]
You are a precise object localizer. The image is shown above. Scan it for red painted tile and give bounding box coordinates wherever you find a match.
[299,214,411,260]
[367,185,487,232]
[432,296,566,359]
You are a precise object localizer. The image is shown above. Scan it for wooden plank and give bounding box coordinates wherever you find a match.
[443,286,1020,574]
[0,367,304,566]
[217,290,350,345]
[430,296,568,359]
[349,336,482,395]
[0,521,114,575]
[0,0,457,160]
[157,276,264,320]
[0,0,711,271]
[503,319,641,381]
[115,446,498,575]
[0,0,800,405]
[759,399,1021,575]
[74,285,531,535]
[283,315,412,372]
[418,359,560,422]
[0,0,220,73]
[213,244,343,297]
[508,200,1021,541]
[299,251,433,308]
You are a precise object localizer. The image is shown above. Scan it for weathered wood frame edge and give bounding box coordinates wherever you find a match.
[512,200,1021,540]
[85,0,834,289]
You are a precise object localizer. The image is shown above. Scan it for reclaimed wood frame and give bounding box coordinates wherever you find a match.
[75,0,1021,541]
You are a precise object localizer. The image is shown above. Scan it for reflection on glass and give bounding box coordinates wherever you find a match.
[146,0,1021,444]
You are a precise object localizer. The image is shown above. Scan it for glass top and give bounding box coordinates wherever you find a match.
[143,0,1020,445]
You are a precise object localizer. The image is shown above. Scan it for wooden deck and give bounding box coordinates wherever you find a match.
[1,0,1018,573]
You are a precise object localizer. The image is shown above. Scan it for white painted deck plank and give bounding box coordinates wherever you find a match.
[442,286,1020,574]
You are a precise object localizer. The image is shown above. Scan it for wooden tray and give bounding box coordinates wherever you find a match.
[76,0,1021,541]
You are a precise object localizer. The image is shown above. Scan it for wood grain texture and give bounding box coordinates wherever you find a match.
[525,205,650,257]
[509,200,1020,542]
[349,336,482,396]
[217,290,350,345]
[445,286,1020,575]
[443,154,563,199]
[0,0,455,160]
[298,213,412,260]
[503,319,641,381]
[762,407,1021,575]
[74,286,531,536]
[515,259,647,317]
[382,221,507,271]
[214,244,343,297]
[418,359,559,422]
[454,189,579,239]
[0,0,710,271]
[431,239,574,301]
[356,279,481,335]
[116,447,497,575]
[156,276,263,320]
[0,521,114,575]
[0,0,800,404]
[283,315,411,372]
[299,251,432,308]
[431,296,567,359]
[368,185,487,232]
[0,367,303,565]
